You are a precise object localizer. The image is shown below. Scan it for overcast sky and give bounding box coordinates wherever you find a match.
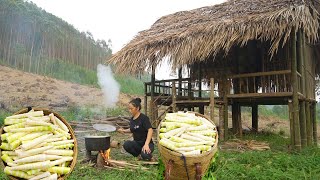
[30,0,226,79]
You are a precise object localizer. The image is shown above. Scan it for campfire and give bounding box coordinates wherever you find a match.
[99,149,111,166]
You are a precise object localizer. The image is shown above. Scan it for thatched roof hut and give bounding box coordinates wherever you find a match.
[108,0,319,74]
[108,0,320,149]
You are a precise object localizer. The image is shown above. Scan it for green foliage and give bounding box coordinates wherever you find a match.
[115,74,145,95]
[0,109,11,126]
[40,59,98,86]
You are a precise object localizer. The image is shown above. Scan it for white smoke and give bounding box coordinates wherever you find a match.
[97,64,120,108]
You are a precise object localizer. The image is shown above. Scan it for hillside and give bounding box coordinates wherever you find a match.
[0,65,134,112]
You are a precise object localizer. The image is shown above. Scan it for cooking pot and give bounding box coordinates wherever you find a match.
[84,135,110,151]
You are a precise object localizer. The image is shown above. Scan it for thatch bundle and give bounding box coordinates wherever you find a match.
[108,0,319,74]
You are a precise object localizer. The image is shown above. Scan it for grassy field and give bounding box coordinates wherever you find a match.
[0,59,148,95]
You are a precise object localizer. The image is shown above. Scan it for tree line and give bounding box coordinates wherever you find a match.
[0,0,112,74]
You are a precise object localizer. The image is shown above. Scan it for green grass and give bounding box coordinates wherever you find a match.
[213,132,320,180]
[0,58,147,95]
[68,164,157,180]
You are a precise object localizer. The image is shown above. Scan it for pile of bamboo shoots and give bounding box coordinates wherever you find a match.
[0,110,75,180]
[159,112,217,156]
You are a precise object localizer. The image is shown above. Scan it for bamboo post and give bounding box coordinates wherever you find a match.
[238,104,242,138]
[312,102,318,145]
[232,103,242,137]
[297,30,307,147]
[223,78,229,140]
[198,64,204,114]
[151,66,156,124]
[306,101,312,146]
[172,81,177,112]
[301,32,312,146]
[144,83,148,115]
[288,100,295,146]
[219,105,224,141]
[232,103,237,135]
[299,101,307,147]
[210,78,215,123]
[178,68,182,96]
[188,78,192,111]
[252,104,258,132]
[291,31,301,150]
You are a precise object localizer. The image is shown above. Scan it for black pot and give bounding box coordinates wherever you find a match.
[84,135,110,151]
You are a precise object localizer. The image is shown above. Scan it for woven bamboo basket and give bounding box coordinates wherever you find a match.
[157,112,218,180]
[0,107,78,180]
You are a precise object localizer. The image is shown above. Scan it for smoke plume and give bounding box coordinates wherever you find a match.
[97,64,120,108]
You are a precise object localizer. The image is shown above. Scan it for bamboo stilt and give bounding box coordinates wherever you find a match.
[297,30,307,147]
[223,79,229,140]
[219,105,224,141]
[312,102,318,145]
[288,100,295,147]
[306,101,312,146]
[299,101,307,147]
[172,81,177,112]
[291,31,301,150]
[144,83,148,115]
[231,103,242,137]
[210,78,215,123]
[232,103,237,135]
[252,104,258,132]
[151,66,156,124]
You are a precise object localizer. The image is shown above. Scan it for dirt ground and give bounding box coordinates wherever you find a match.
[0,65,134,111]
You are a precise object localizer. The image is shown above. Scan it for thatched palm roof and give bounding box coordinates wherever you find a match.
[108,0,319,74]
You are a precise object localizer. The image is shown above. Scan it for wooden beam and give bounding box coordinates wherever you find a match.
[252,104,258,132]
[210,78,215,123]
[229,70,291,79]
[291,31,301,150]
[298,30,307,147]
[227,92,293,98]
[145,78,190,85]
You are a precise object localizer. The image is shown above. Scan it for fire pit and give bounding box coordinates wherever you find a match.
[84,124,116,165]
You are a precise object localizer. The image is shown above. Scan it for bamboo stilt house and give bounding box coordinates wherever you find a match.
[108,0,320,148]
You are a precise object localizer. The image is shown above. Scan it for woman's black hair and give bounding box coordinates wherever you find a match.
[129,98,142,110]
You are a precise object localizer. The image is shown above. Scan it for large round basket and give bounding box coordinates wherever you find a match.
[0,107,78,180]
[157,112,218,180]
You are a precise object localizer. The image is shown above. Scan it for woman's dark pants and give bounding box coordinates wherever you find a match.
[123,140,154,160]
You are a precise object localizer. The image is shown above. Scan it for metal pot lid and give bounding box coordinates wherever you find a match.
[84,135,110,138]
[92,124,116,132]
